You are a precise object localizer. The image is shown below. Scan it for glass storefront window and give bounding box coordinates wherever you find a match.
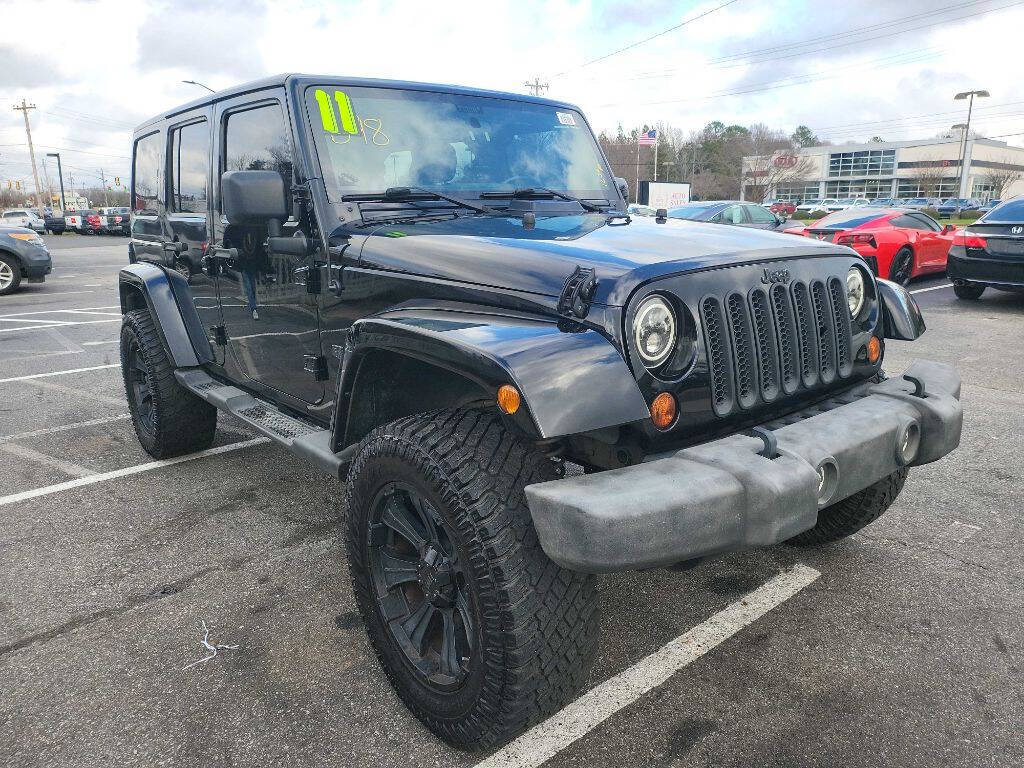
[828,149,895,178]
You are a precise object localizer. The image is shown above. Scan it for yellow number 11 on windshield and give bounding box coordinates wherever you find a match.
[314,89,359,135]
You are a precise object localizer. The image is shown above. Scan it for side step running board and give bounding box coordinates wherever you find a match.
[174,368,345,477]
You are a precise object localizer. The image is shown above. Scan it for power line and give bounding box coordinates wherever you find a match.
[552,0,739,78]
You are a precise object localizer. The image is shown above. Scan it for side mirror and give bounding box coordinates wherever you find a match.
[942,224,955,234]
[221,170,287,225]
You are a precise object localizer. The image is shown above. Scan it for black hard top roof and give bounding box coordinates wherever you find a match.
[135,73,582,132]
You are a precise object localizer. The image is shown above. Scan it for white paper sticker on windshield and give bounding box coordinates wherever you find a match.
[556,111,577,126]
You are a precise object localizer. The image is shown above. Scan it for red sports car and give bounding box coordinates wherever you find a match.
[788,208,957,284]
[766,200,796,215]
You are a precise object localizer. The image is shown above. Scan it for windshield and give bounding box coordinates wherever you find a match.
[304,85,614,204]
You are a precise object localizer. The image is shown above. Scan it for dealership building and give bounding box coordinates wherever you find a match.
[743,134,1024,203]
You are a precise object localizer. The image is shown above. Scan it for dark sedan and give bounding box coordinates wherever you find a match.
[667,200,789,230]
[947,196,1024,300]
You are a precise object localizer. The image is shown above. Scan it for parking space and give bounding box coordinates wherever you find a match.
[1,237,1022,768]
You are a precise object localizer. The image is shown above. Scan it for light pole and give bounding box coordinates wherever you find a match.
[46,152,65,213]
[953,89,989,214]
[182,79,215,93]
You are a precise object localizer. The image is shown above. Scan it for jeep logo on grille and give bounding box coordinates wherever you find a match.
[761,268,791,285]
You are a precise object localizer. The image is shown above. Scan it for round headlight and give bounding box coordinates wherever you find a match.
[847,266,866,317]
[634,295,676,367]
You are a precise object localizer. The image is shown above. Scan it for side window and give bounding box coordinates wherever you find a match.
[745,204,776,223]
[909,213,941,232]
[724,206,746,224]
[132,131,163,214]
[892,215,929,231]
[223,102,293,204]
[170,120,210,213]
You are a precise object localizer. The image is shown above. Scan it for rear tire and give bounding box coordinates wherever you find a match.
[787,468,908,546]
[345,409,599,749]
[888,247,914,286]
[954,282,985,300]
[0,254,22,295]
[120,308,216,458]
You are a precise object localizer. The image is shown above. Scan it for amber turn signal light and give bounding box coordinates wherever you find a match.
[650,392,677,429]
[867,336,881,364]
[497,384,521,415]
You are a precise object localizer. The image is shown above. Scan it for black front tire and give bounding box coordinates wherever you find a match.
[787,468,908,546]
[954,282,985,300]
[120,309,217,458]
[888,247,914,286]
[345,409,599,749]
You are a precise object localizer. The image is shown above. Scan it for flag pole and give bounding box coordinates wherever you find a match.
[654,134,659,182]
[634,135,640,204]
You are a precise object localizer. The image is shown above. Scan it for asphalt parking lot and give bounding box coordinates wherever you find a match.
[1,234,1021,768]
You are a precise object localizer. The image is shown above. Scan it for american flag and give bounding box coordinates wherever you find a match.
[637,129,658,146]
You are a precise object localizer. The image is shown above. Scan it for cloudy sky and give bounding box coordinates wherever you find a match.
[1,0,1021,195]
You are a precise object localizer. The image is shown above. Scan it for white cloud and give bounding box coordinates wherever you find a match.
[0,0,1020,192]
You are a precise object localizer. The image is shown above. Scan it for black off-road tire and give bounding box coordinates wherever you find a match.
[787,468,908,546]
[345,409,600,749]
[119,309,217,458]
[954,282,985,300]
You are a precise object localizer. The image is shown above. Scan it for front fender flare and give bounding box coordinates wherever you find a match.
[335,307,651,443]
[118,262,214,367]
[876,278,926,341]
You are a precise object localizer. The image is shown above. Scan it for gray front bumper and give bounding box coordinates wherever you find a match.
[526,360,963,573]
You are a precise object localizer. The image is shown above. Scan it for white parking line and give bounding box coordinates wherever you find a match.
[0,437,270,508]
[81,340,119,346]
[0,443,94,478]
[910,283,952,294]
[0,318,121,334]
[0,414,130,442]
[474,565,821,768]
[0,305,119,318]
[0,364,120,384]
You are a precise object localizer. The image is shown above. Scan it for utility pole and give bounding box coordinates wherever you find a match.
[953,89,989,214]
[98,168,109,206]
[46,152,65,212]
[523,77,549,97]
[12,99,45,218]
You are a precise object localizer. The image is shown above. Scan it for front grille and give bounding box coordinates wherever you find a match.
[700,276,855,417]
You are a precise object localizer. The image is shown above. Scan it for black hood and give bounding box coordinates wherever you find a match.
[356,213,851,307]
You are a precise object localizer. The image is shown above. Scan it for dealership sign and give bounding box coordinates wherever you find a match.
[773,154,799,169]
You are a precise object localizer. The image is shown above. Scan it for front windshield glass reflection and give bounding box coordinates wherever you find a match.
[304,85,614,203]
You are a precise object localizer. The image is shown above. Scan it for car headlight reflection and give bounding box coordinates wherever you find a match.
[847,266,866,317]
[634,295,676,367]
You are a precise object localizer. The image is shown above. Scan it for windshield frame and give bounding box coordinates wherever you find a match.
[300,82,618,212]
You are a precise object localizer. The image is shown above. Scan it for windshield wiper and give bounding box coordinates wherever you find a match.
[479,187,606,213]
[342,187,498,215]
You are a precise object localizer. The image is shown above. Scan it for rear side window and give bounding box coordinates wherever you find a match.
[132,131,162,214]
[170,120,210,213]
[223,102,293,202]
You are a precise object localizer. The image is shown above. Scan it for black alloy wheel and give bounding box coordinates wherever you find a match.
[889,248,914,286]
[125,338,155,437]
[368,482,473,690]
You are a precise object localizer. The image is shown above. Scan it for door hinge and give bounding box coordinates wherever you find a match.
[303,354,329,381]
[211,325,227,346]
[558,266,598,319]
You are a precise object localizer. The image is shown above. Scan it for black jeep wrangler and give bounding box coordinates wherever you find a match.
[119,74,963,749]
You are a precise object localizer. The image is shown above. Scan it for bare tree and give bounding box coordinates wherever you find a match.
[979,156,1024,199]
[742,145,816,203]
[907,164,951,198]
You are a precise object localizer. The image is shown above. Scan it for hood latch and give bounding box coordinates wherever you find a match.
[558,266,599,320]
